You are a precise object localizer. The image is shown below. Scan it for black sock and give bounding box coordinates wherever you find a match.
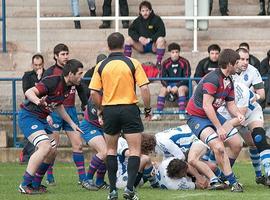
[106,155,118,192]
[134,172,143,188]
[127,156,140,191]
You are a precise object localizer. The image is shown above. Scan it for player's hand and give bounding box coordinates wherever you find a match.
[71,123,83,134]
[139,36,148,45]
[217,126,227,141]
[144,107,152,120]
[237,113,245,125]
[46,115,53,127]
[37,95,48,107]
[166,86,171,93]
[195,176,209,189]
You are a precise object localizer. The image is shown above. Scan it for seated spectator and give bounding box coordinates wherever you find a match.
[99,0,129,29]
[258,0,270,15]
[151,43,191,121]
[209,0,229,16]
[194,44,220,82]
[71,0,97,29]
[259,50,270,106]
[124,1,166,67]
[239,42,260,70]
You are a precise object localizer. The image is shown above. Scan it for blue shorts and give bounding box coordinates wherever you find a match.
[143,42,153,53]
[187,113,226,139]
[51,106,79,132]
[18,109,53,138]
[80,119,103,143]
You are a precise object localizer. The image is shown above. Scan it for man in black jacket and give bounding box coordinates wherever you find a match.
[124,1,166,67]
[259,50,270,107]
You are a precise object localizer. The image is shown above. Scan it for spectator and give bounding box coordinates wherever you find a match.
[258,0,270,15]
[124,1,166,67]
[194,44,221,82]
[99,0,129,29]
[239,42,260,71]
[209,0,229,16]
[259,50,270,106]
[71,0,97,29]
[151,43,191,121]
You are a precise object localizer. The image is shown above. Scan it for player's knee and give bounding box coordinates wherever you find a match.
[213,144,225,157]
[39,141,52,155]
[251,127,270,153]
[125,36,134,45]
[156,37,166,46]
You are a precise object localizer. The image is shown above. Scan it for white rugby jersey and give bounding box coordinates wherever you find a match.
[157,157,195,190]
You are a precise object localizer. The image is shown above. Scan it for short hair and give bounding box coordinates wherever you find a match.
[141,134,156,155]
[62,59,83,76]
[236,47,249,55]
[239,42,250,50]
[167,159,188,179]
[139,1,152,11]
[218,49,240,69]
[96,54,107,64]
[207,44,221,53]
[32,53,44,64]
[53,43,69,61]
[168,43,181,52]
[107,32,125,50]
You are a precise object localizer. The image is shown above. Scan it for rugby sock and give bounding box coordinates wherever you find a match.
[156,48,165,64]
[143,166,159,188]
[157,96,165,111]
[127,156,140,191]
[87,154,103,180]
[72,152,86,182]
[214,168,226,182]
[106,155,118,192]
[225,173,237,186]
[178,96,186,111]
[96,161,106,186]
[22,171,34,186]
[249,147,262,177]
[134,172,143,187]
[124,44,132,57]
[259,149,270,176]
[46,162,55,182]
[229,158,236,167]
[210,176,219,184]
[32,162,50,189]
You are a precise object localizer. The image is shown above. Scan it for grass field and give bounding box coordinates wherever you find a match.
[0,161,270,200]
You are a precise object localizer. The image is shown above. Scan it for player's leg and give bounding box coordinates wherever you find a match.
[176,85,188,119]
[124,36,144,56]
[152,37,166,65]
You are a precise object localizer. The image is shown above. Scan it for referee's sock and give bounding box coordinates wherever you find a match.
[106,155,118,192]
[127,156,140,191]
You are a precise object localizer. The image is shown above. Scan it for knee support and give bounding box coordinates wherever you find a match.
[251,127,270,153]
[205,132,218,145]
[32,134,49,147]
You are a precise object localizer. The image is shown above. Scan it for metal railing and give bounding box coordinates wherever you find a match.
[0,0,7,52]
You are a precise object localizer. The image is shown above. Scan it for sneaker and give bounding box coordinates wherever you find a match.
[81,179,99,191]
[231,182,243,192]
[107,190,118,200]
[123,187,139,200]
[46,178,56,186]
[97,181,110,189]
[255,175,266,185]
[122,21,129,29]
[209,181,225,190]
[18,184,42,195]
[151,114,161,121]
[179,114,186,120]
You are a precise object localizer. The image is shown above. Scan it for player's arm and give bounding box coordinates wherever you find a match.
[25,86,44,106]
[90,90,102,110]
[254,88,265,101]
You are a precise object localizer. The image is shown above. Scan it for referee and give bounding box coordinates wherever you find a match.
[89,32,151,200]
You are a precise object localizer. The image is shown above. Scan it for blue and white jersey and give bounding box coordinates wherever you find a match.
[155,125,198,160]
[157,157,195,190]
[116,137,129,188]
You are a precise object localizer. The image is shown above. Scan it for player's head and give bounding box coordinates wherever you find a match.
[167,158,188,179]
[141,133,156,155]
[239,42,250,52]
[31,53,44,72]
[139,1,152,19]
[218,49,240,75]
[107,32,125,51]
[53,43,69,67]
[96,54,107,64]
[168,43,181,61]
[236,47,249,72]
[63,59,84,86]
[208,44,221,62]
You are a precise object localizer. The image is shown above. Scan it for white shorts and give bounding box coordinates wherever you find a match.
[243,106,264,126]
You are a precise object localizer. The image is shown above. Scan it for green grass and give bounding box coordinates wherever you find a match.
[0,161,269,200]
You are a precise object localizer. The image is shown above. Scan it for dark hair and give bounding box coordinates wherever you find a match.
[141,134,156,155]
[32,53,44,64]
[96,54,107,64]
[236,47,249,54]
[239,42,250,50]
[218,49,240,69]
[139,1,152,11]
[168,43,181,52]
[208,44,221,53]
[53,43,69,61]
[63,59,83,76]
[107,32,125,50]
[167,159,188,179]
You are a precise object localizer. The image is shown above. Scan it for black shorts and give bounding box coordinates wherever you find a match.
[103,104,144,135]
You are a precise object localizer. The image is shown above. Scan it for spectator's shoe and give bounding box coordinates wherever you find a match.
[90,9,96,16]
[209,181,225,190]
[155,62,162,70]
[122,21,129,29]
[46,178,56,186]
[74,20,81,29]
[123,187,139,200]
[107,190,118,200]
[231,182,243,192]
[179,114,186,120]
[18,184,42,195]
[97,182,110,190]
[81,179,99,191]
[255,175,266,185]
[151,114,161,121]
[265,176,270,186]
[99,22,110,29]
